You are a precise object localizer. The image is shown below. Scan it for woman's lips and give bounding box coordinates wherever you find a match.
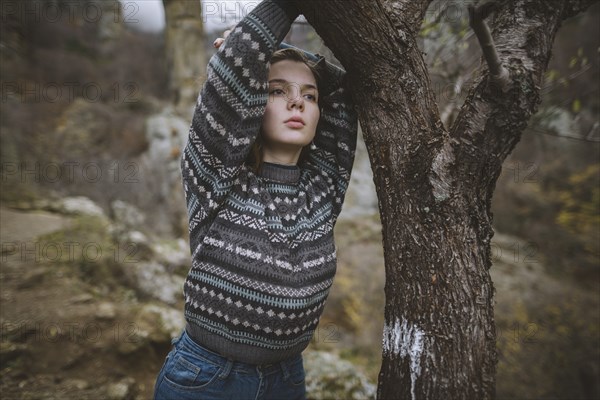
[285,121,305,129]
[285,117,305,129]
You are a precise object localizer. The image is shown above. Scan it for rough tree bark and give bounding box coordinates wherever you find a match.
[295,0,595,399]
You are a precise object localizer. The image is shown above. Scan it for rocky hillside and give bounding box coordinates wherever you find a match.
[2,195,597,399]
[0,199,377,400]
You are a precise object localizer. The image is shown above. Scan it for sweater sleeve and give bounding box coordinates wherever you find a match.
[276,44,358,222]
[181,0,298,238]
[304,64,359,225]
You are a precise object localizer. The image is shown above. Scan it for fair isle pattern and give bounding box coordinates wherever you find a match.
[180,0,358,365]
[191,260,335,297]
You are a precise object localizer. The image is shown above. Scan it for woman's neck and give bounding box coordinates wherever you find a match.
[261,145,302,166]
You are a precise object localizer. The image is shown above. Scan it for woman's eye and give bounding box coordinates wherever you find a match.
[270,88,285,95]
[304,94,317,102]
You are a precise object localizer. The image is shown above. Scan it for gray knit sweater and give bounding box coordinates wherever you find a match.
[180,0,358,364]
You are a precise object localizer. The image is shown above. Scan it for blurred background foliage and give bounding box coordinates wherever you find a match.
[0,0,598,399]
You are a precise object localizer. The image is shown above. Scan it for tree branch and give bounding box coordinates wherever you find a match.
[468,2,510,92]
[297,0,445,152]
[382,0,436,36]
[446,0,595,198]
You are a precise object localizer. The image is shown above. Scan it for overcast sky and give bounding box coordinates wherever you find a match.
[118,0,259,33]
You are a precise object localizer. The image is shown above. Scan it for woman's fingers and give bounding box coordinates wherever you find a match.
[213,38,225,48]
[213,28,233,48]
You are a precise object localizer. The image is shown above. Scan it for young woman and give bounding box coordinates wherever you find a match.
[153,0,357,399]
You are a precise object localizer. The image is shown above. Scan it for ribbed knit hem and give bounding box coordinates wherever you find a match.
[185,321,309,364]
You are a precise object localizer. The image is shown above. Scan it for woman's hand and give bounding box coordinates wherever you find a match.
[213,29,232,49]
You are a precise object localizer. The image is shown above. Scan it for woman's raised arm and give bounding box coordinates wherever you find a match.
[274,41,358,222]
[180,0,299,238]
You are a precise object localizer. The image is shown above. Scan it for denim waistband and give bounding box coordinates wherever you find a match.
[175,328,301,377]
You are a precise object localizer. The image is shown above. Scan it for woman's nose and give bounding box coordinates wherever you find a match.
[288,95,304,110]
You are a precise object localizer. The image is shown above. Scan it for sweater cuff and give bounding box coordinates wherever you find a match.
[249,0,299,46]
[279,42,346,96]
[272,0,300,23]
[318,58,345,95]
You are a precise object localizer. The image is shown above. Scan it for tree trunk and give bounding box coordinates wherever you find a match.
[162,0,205,114]
[296,0,595,398]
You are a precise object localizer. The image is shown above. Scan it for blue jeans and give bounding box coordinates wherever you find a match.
[153,329,307,400]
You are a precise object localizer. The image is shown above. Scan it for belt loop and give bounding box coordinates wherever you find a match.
[219,358,234,380]
[280,359,290,381]
[171,329,184,345]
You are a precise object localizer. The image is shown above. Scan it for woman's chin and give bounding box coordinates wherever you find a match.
[271,136,311,148]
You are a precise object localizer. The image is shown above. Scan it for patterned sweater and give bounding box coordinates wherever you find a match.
[180,0,358,364]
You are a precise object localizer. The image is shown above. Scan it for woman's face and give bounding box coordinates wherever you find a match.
[261,60,320,153]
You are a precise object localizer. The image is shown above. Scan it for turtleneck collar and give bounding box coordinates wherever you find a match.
[258,161,301,184]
